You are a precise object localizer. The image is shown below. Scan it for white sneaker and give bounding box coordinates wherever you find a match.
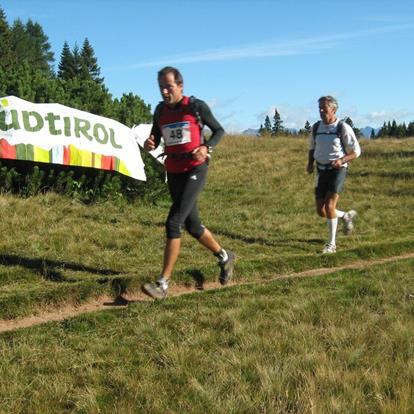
[343,210,357,235]
[322,243,336,254]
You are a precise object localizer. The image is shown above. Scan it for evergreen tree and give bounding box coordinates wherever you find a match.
[57,41,78,80]
[72,43,82,76]
[378,121,388,138]
[304,120,311,133]
[344,117,361,138]
[389,120,397,137]
[9,19,28,66]
[258,124,264,136]
[396,122,407,138]
[370,128,376,139]
[271,108,284,136]
[58,78,112,116]
[112,93,152,127]
[0,8,8,36]
[0,7,12,70]
[79,38,104,84]
[25,19,54,75]
[262,115,272,136]
[387,121,392,135]
[407,121,414,137]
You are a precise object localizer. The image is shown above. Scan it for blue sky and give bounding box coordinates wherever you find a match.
[2,0,414,132]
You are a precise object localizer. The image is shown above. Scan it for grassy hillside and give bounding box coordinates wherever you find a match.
[0,258,413,413]
[0,136,413,413]
[0,136,413,319]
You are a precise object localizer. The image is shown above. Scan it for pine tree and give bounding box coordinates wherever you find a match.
[25,19,54,75]
[79,38,104,84]
[263,115,272,136]
[389,120,397,137]
[57,41,78,80]
[0,7,12,69]
[304,120,311,133]
[396,122,407,138]
[112,92,152,127]
[9,19,29,66]
[370,128,376,139]
[407,121,414,137]
[378,121,388,138]
[72,43,82,76]
[271,108,284,136]
[344,117,361,137]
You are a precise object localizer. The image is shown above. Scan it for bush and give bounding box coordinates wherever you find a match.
[0,156,167,203]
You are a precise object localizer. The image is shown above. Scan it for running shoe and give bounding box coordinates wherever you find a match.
[343,210,357,235]
[322,243,336,254]
[219,251,236,285]
[142,281,168,299]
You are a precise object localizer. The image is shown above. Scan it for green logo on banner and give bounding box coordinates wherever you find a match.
[0,108,123,149]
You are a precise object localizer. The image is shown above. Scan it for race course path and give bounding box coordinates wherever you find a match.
[1,252,413,334]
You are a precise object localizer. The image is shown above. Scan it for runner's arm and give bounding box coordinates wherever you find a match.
[307,149,315,173]
[198,100,225,149]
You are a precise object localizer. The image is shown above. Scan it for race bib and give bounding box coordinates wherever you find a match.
[162,121,191,146]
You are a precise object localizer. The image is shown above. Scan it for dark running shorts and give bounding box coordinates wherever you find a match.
[315,167,347,198]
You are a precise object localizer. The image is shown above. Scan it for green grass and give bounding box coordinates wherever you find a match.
[0,258,413,413]
[0,136,414,412]
[0,136,413,319]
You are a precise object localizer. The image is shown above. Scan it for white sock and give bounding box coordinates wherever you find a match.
[335,209,345,219]
[215,249,228,263]
[157,276,169,290]
[327,218,338,245]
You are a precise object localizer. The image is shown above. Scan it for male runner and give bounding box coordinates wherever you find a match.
[307,96,361,254]
[142,66,235,298]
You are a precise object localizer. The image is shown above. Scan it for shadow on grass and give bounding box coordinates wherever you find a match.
[0,254,122,283]
[186,269,205,290]
[210,228,323,249]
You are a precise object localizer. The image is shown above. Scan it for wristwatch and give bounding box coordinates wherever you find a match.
[204,144,213,154]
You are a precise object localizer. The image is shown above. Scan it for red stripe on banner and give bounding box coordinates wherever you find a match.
[0,138,17,159]
[63,146,70,165]
[101,155,113,170]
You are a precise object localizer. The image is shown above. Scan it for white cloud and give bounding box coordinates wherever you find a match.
[119,24,414,69]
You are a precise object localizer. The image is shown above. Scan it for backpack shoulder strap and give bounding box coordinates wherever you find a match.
[153,101,164,126]
[312,121,321,145]
[336,119,347,150]
[189,96,204,130]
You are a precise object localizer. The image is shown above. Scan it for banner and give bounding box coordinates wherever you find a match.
[132,123,165,163]
[0,96,146,181]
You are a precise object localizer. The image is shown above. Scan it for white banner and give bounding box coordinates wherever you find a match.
[0,96,146,181]
[132,123,165,163]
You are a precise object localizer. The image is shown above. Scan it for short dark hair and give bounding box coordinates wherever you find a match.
[157,66,183,85]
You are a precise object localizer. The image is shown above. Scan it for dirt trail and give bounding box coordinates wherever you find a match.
[1,253,413,334]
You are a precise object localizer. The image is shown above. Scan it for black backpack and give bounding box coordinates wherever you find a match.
[153,95,204,131]
[312,119,347,150]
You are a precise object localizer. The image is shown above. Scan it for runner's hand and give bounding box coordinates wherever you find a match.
[306,163,314,174]
[191,146,208,162]
[331,159,343,169]
[144,135,156,151]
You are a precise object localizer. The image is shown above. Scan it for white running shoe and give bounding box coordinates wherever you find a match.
[142,281,168,299]
[322,243,336,254]
[343,210,357,235]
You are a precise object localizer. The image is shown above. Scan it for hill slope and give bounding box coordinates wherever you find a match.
[0,136,413,319]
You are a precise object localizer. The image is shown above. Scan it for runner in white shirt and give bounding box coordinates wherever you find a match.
[307,96,361,254]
